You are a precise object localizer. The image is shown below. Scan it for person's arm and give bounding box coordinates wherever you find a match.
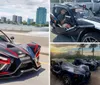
[57,15,64,24]
[61,18,66,25]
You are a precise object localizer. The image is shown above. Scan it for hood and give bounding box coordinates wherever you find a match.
[77,17,100,30]
[61,63,87,74]
[0,42,29,58]
[86,17,100,23]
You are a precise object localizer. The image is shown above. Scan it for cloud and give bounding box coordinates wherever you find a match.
[0,0,50,21]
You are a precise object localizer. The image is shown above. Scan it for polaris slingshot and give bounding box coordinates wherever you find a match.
[51,59,91,85]
[73,59,98,71]
[0,30,41,79]
[51,4,100,42]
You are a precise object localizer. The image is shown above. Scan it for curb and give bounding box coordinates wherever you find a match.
[40,47,49,55]
[40,52,49,55]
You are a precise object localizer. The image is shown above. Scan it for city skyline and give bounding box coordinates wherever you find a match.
[0,15,33,22]
[0,0,49,21]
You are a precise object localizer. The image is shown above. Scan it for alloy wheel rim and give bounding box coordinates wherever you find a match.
[83,37,98,42]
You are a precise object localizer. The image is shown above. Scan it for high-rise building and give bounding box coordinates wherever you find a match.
[7,19,11,24]
[17,16,22,24]
[1,17,6,23]
[27,18,34,25]
[12,15,17,23]
[36,7,47,25]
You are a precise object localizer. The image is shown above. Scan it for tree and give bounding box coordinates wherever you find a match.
[75,50,81,56]
[89,44,97,56]
[78,44,86,55]
[22,21,27,25]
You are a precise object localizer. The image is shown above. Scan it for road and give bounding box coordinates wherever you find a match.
[51,67,100,85]
[0,54,49,85]
[5,31,49,46]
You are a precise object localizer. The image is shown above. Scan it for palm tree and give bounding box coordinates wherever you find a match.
[89,44,98,56]
[78,44,86,55]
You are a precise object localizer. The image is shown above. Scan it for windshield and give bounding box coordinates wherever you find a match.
[72,7,94,18]
[62,62,78,68]
[0,31,10,42]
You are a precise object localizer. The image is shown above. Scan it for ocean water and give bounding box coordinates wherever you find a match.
[59,46,100,52]
[0,23,49,32]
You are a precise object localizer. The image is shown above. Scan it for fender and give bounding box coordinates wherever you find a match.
[77,27,100,42]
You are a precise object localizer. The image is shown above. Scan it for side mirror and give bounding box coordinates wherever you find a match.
[10,36,14,41]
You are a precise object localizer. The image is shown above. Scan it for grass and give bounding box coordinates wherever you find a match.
[51,52,100,60]
[67,59,74,63]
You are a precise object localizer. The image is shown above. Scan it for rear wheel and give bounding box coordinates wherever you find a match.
[62,74,72,85]
[81,33,100,42]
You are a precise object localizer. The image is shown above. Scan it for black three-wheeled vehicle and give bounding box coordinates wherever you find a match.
[51,4,100,42]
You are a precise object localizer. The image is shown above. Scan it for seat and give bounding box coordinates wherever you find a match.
[50,13,62,28]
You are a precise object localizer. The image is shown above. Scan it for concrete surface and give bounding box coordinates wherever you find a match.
[87,67,100,85]
[41,46,49,55]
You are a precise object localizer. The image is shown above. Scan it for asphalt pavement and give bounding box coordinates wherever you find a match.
[5,31,49,47]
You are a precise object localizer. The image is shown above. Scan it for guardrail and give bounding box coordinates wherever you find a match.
[0,24,49,32]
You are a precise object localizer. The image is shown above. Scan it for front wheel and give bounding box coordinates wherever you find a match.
[62,74,72,85]
[81,33,100,42]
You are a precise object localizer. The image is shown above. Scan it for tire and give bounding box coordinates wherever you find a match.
[81,32,100,42]
[62,74,72,85]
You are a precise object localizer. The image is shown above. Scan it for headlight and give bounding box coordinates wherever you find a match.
[0,56,10,71]
[0,56,8,61]
[0,56,10,64]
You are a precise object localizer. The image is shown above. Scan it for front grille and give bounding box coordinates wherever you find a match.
[19,54,32,64]
[19,54,33,71]
[20,62,33,71]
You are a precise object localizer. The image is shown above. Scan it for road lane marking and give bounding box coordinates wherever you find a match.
[40,62,48,65]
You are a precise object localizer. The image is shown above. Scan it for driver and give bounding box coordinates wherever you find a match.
[57,9,71,28]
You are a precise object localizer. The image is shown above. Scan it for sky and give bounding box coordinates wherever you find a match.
[0,0,50,21]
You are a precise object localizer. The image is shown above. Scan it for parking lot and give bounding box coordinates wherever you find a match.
[51,67,100,85]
